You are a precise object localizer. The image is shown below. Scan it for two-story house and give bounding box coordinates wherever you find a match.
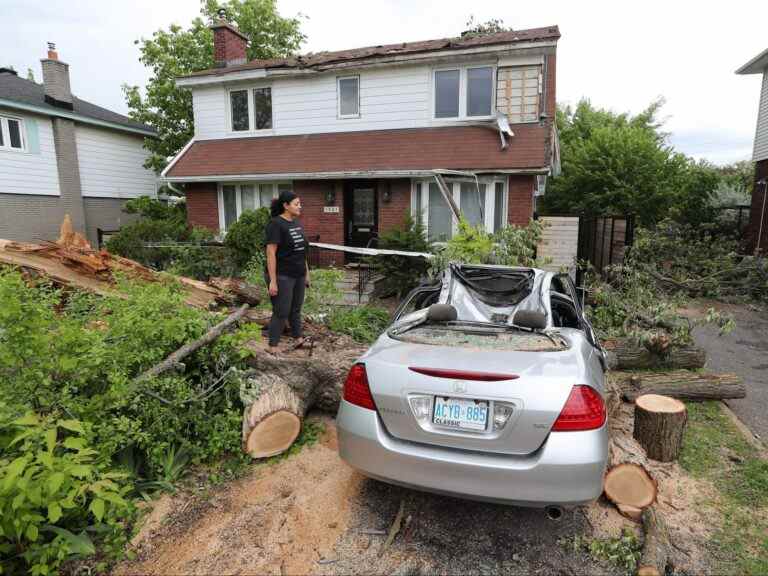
[737,48,768,254]
[163,20,560,248]
[0,46,157,246]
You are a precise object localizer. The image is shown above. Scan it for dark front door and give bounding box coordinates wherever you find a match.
[345,183,378,249]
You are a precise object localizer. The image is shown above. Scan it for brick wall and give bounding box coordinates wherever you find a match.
[213,25,247,67]
[294,180,344,244]
[745,159,768,253]
[185,182,219,231]
[379,179,411,233]
[507,175,535,226]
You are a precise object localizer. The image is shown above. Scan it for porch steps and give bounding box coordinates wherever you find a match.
[335,268,383,305]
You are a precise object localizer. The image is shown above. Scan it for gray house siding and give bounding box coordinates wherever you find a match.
[83,197,140,246]
[0,193,62,242]
[754,71,768,162]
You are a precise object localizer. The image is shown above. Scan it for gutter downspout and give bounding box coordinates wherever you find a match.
[756,179,767,255]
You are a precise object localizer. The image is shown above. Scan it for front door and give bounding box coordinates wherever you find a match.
[344,183,378,249]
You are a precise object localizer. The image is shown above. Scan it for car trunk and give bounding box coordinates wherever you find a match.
[364,330,587,456]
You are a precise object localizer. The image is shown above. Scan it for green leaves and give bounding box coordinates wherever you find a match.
[89,498,105,522]
[58,420,85,435]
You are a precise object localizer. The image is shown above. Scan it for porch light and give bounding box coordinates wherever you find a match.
[325,187,336,205]
[382,183,392,203]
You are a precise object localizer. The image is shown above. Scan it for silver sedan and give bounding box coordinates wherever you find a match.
[336,264,608,509]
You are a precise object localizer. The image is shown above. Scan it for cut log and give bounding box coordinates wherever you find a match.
[633,395,687,462]
[243,375,307,458]
[621,370,745,402]
[603,338,705,370]
[133,304,250,385]
[637,507,670,576]
[604,463,657,521]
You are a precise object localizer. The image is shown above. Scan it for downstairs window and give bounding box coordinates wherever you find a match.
[219,181,293,231]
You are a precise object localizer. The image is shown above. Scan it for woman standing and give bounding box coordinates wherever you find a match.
[265,191,310,353]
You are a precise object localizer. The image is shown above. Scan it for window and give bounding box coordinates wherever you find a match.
[496,65,542,123]
[218,182,292,231]
[338,76,359,118]
[434,70,460,118]
[230,90,249,131]
[253,87,272,129]
[413,178,507,241]
[0,116,25,151]
[433,66,494,120]
[229,87,273,132]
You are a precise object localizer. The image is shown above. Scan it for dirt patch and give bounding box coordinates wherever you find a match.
[116,416,362,576]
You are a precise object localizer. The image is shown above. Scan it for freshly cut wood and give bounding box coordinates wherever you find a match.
[604,463,657,521]
[621,370,745,401]
[134,304,250,385]
[603,338,705,370]
[633,395,687,462]
[244,379,304,457]
[637,507,670,576]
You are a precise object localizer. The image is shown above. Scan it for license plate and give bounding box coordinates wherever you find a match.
[433,397,488,431]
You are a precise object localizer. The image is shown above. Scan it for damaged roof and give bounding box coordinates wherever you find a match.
[163,125,549,180]
[184,25,560,78]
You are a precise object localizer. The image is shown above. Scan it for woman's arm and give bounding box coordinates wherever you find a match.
[266,244,278,296]
[305,260,311,288]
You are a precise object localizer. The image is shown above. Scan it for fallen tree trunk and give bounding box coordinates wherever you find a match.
[240,340,367,458]
[604,463,657,522]
[208,277,261,306]
[621,370,745,402]
[603,338,705,370]
[134,304,250,384]
[633,395,687,462]
[637,507,670,576]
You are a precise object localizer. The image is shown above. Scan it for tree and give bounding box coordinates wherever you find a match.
[26,68,35,82]
[540,99,721,226]
[123,0,305,173]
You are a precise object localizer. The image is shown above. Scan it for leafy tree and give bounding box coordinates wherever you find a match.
[123,0,305,173]
[540,99,721,226]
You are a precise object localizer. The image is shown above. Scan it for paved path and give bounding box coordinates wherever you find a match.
[692,303,768,441]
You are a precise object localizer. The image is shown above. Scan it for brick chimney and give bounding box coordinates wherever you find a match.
[41,42,73,107]
[212,17,248,68]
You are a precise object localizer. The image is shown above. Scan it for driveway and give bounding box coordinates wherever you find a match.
[691,302,768,441]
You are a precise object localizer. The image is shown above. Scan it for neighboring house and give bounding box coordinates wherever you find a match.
[737,48,768,254]
[0,46,157,246]
[163,19,560,247]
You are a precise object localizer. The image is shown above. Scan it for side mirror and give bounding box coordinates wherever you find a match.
[426,304,458,323]
[513,310,547,330]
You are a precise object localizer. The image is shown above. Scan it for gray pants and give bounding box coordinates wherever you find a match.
[267,274,306,346]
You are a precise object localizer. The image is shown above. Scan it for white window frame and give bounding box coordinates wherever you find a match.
[337,75,360,119]
[0,115,26,152]
[410,177,508,241]
[217,181,292,233]
[431,64,496,122]
[226,85,275,135]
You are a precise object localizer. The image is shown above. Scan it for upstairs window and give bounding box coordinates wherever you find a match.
[0,116,24,151]
[338,76,360,118]
[229,87,273,132]
[434,66,494,120]
[230,90,249,131]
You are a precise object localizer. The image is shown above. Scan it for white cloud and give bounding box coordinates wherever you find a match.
[3,0,766,165]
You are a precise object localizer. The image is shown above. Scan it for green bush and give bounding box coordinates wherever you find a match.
[371,215,431,298]
[0,412,133,576]
[328,306,390,343]
[224,208,271,271]
[492,219,548,267]
[304,268,344,316]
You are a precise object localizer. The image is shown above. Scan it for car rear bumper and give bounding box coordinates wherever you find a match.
[337,400,608,507]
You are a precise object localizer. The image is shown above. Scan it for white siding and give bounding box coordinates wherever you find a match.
[192,63,469,140]
[754,71,768,162]
[75,125,157,199]
[0,109,60,196]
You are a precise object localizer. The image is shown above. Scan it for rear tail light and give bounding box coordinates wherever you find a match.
[552,385,606,431]
[343,363,377,410]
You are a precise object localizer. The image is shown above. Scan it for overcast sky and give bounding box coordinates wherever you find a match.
[3,0,766,165]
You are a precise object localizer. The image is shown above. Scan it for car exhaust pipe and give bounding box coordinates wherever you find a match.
[545,505,564,521]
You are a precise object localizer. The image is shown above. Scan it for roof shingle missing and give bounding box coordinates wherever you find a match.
[184,25,560,78]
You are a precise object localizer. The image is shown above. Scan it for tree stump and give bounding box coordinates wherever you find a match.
[633,394,687,462]
[603,463,657,521]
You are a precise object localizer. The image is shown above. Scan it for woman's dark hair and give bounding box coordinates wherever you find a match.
[270,191,298,218]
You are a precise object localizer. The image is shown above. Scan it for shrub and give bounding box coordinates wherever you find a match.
[224,208,271,271]
[371,215,431,298]
[492,219,548,267]
[304,268,344,316]
[327,306,390,343]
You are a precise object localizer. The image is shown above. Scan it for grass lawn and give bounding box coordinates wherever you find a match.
[680,401,768,574]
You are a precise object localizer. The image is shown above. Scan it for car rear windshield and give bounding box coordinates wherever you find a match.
[391,324,568,352]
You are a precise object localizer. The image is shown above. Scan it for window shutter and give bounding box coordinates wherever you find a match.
[25,118,40,154]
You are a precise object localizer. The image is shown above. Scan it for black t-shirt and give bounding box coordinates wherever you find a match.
[265,216,307,278]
